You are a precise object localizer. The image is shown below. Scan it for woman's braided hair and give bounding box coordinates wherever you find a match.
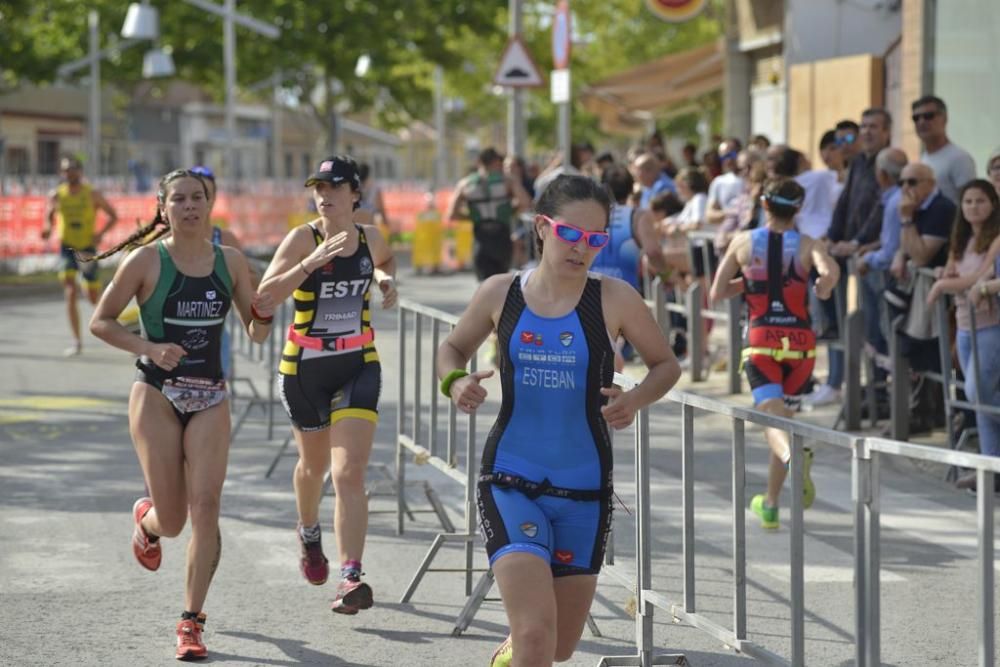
[77,169,209,262]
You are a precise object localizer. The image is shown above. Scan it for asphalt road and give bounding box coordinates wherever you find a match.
[0,264,995,666]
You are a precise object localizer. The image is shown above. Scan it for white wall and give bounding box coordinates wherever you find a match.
[785,0,901,66]
[932,0,1000,174]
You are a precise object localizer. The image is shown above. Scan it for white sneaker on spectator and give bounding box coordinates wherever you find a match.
[802,385,841,409]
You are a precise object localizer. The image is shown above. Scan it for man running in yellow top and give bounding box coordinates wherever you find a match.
[42,155,118,355]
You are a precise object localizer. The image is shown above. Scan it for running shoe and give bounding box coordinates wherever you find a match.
[175,618,207,661]
[330,574,374,615]
[298,526,329,585]
[802,448,816,510]
[750,494,779,530]
[489,636,512,666]
[131,497,161,571]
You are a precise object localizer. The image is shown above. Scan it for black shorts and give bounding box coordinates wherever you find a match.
[473,223,513,281]
[59,245,99,284]
[279,353,381,432]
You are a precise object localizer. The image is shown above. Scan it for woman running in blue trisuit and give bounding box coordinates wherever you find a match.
[437,175,680,667]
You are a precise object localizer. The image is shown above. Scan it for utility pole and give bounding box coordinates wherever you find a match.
[434,65,447,189]
[223,0,236,180]
[507,0,525,159]
[89,10,101,176]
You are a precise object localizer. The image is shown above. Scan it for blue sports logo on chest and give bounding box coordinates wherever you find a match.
[514,316,584,391]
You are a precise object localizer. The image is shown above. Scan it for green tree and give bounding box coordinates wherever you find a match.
[0,0,504,147]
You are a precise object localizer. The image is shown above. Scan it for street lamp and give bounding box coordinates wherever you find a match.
[56,7,172,176]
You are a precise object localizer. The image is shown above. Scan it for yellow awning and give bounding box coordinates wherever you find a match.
[581,40,724,133]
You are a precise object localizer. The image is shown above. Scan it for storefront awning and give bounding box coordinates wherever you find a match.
[581,40,724,133]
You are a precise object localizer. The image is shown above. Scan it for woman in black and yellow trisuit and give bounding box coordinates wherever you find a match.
[88,168,272,660]
[257,155,397,614]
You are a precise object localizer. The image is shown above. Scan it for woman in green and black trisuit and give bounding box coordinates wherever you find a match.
[88,169,272,660]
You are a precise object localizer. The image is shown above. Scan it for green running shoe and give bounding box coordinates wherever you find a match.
[490,636,512,666]
[802,447,816,509]
[751,494,779,530]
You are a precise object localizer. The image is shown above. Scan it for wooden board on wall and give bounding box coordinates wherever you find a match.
[788,54,884,167]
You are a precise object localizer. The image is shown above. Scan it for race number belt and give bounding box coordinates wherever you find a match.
[287,325,374,352]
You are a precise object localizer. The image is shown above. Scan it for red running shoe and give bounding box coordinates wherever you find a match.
[330,574,374,615]
[131,497,161,571]
[298,526,329,585]
[175,618,207,661]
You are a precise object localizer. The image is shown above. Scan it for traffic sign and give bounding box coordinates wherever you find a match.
[494,36,543,88]
[644,0,707,23]
[550,69,570,104]
[552,0,571,70]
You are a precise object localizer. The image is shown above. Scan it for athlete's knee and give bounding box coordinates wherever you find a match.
[510,622,556,663]
[295,454,330,481]
[330,459,366,491]
[153,506,188,538]
[187,493,222,526]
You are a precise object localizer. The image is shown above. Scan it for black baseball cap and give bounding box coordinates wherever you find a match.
[305,155,361,190]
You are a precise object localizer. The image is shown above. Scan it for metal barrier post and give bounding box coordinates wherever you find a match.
[682,403,695,612]
[653,277,670,341]
[864,451,881,666]
[889,315,910,441]
[430,322,441,459]
[396,308,407,536]
[977,468,995,667]
[935,297,956,453]
[731,419,747,640]
[464,354,478,596]
[686,282,704,382]
[727,297,742,394]
[413,314,423,447]
[852,439,870,667]
[842,269,862,430]
[789,434,805,666]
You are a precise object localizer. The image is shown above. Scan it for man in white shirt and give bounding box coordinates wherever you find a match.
[912,95,976,204]
[705,138,746,225]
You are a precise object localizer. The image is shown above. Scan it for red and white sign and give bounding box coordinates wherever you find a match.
[552,0,571,70]
[644,0,707,23]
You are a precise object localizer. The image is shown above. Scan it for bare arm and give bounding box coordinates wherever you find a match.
[506,175,530,215]
[600,278,680,429]
[436,275,509,412]
[809,236,840,300]
[224,247,271,343]
[633,209,668,274]
[219,229,260,288]
[42,190,58,239]
[709,231,748,305]
[92,189,119,242]
[257,224,348,306]
[899,222,947,267]
[704,200,727,225]
[445,179,467,222]
[364,224,398,309]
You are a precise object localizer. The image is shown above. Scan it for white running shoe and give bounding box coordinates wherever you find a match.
[802,384,841,409]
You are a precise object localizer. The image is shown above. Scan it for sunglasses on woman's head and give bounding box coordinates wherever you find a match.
[540,215,610,249]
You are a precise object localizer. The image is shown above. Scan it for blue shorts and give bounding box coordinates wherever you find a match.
[59,245,99,285]
[476,481,612,576]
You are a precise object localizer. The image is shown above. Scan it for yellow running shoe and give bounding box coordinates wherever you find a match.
[489,636,512,666]
[751,494,779,530]
[802,447,816,509]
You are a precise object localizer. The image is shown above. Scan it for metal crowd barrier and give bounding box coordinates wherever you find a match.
[887,267,1000,453]
[394,295,999,666]
[645,230,743,393]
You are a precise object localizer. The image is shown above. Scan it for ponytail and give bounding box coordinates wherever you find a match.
[77,209,169,263]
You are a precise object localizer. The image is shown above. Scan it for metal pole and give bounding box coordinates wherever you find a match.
[558,102,571,169]
[789,434,805,666]
[977,468,995,667]
[682,403,695,613]
[731,419,747,640]
[224,0,237,182]
[507,0,524,158]
[433,65,447,190]
[88,10,100,176]
[272,71,282,180]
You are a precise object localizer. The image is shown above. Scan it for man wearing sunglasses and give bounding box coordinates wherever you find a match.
[912,95,976,205]
[833,119,861,167]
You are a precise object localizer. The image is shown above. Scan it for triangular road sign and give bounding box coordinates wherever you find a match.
[494,36,543,88]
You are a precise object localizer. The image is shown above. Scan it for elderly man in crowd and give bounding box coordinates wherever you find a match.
[855,148,909,378]
[911,95,976,204]
[633,152,677,210]
[890,162,957,434]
